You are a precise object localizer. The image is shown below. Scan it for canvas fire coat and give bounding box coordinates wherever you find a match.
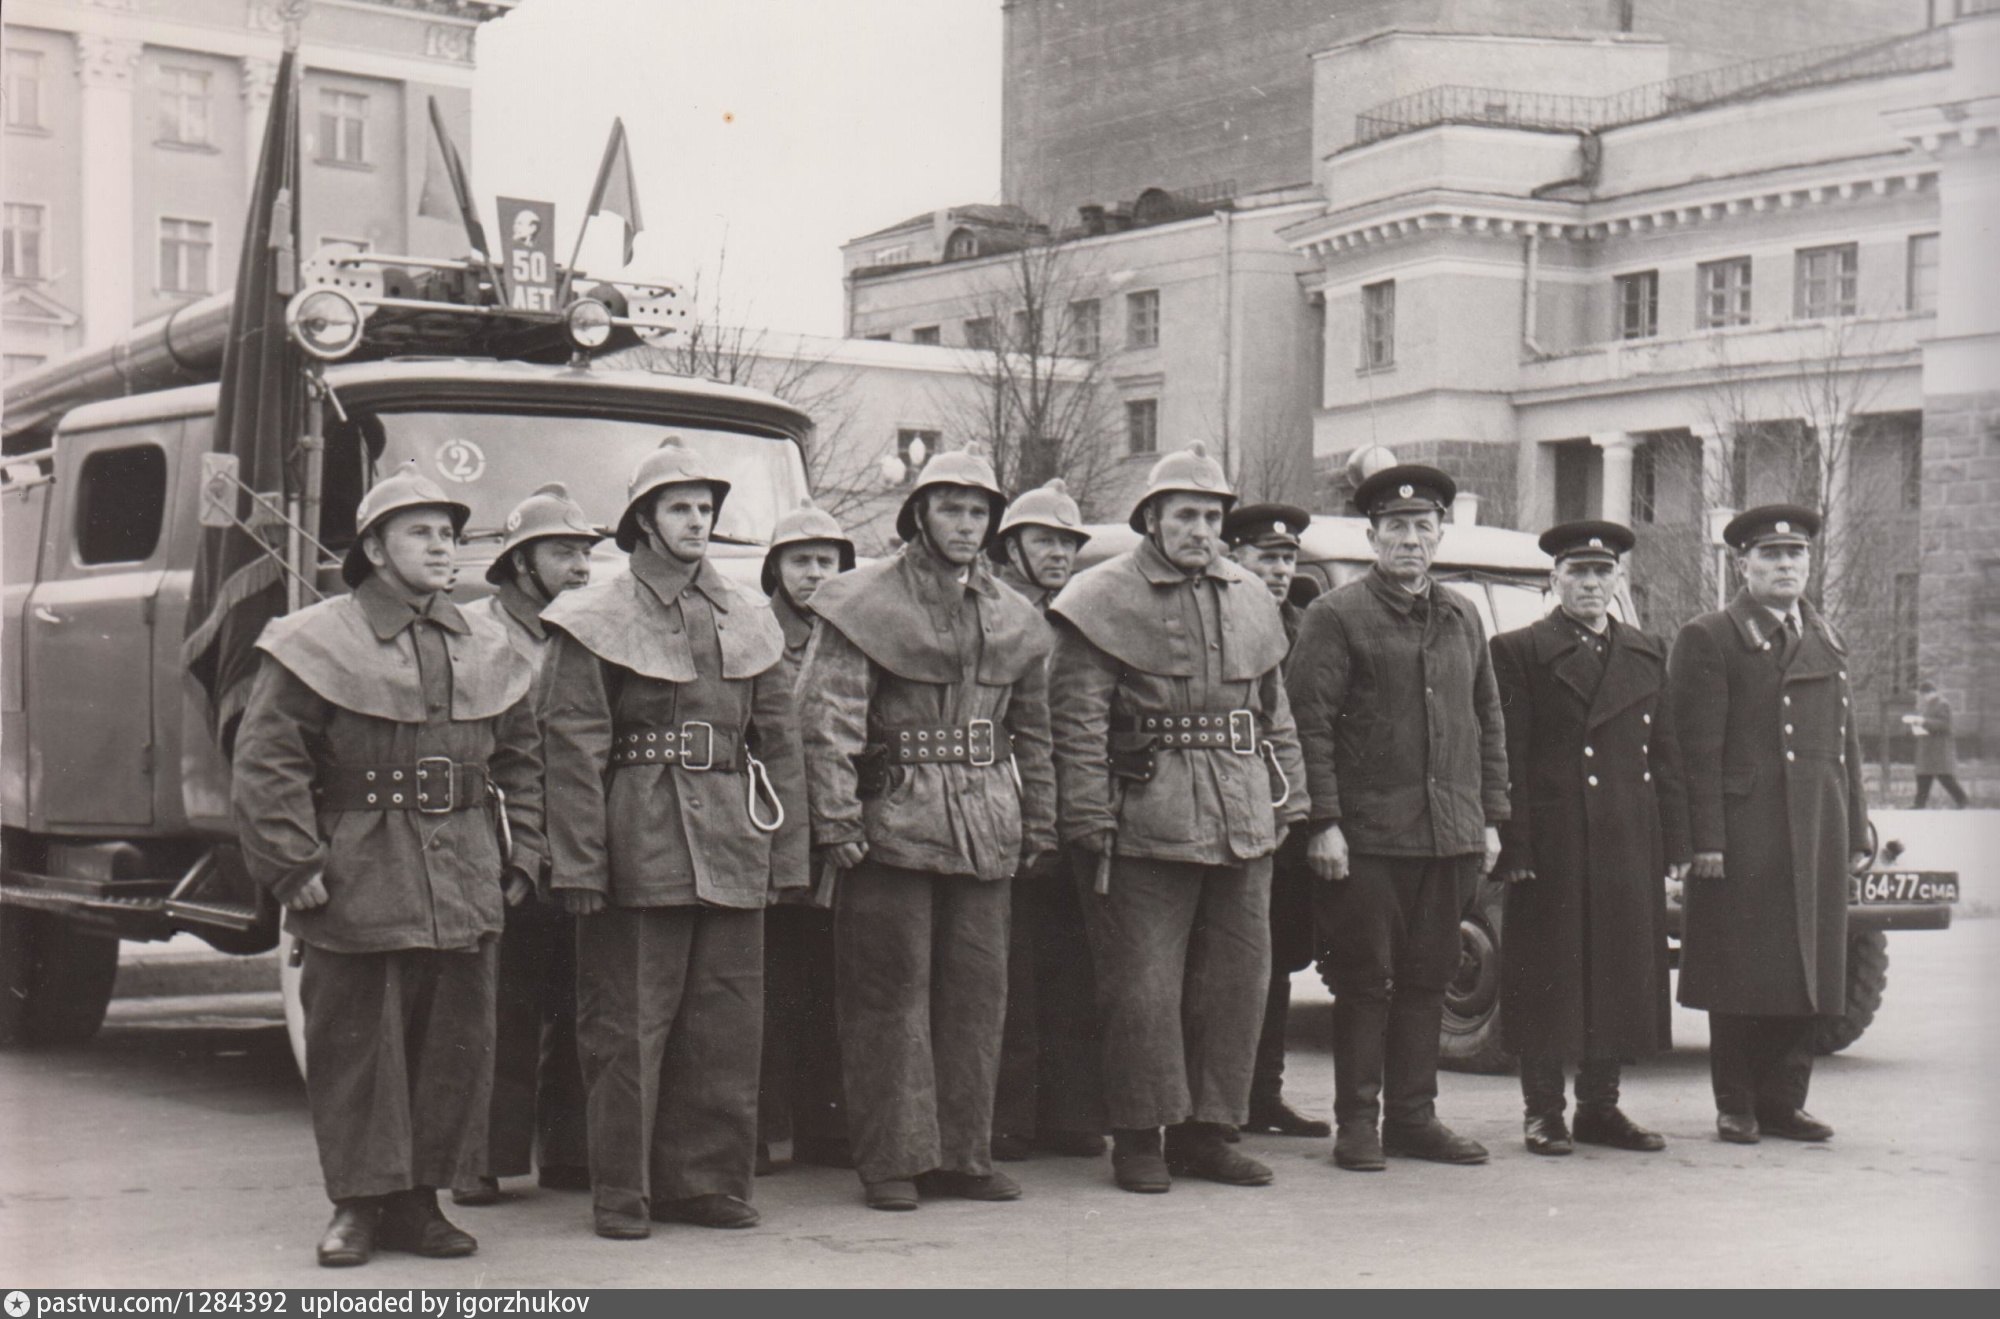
[463,577,554,669]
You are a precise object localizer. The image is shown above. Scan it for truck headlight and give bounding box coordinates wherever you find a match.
[286,288,363,360]
[564,297,614,350]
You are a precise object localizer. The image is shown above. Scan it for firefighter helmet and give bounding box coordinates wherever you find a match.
[895,448,1006,544]
[342,460,472,588]
[1128,442,1235,533]
[761,500,856,596]
[484,482,606,584]
[991,478,1090,560]
[614,438,734,552]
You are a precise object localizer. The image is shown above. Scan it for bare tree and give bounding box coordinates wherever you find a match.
[1231,412,1315,506]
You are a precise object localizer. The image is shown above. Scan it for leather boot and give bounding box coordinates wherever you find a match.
[1111,1127,1171,1194]
[1523,1112,1573,1156]
[1165,1122,1274,1187]
[316,1199,381,1268]
[375,1188,478,1258]
[1244,1095,1332,1138]
[1332,1122,1385,1171]
[1382,988,1445,1132]
[1573,1105,1665,1151]
[1331,995,1388,1131]
[1382,1117,1489,1165]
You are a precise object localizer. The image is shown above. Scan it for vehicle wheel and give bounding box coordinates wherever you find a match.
[1813,929,1888,1055]
[0,908,120,1047]
[1441,886,1514,1075]
[279,941,308,1078]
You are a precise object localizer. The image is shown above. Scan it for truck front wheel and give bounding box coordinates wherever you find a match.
[0,908,120,1047]
[1440,885,1514,1074]
[1813,928,1889,1056]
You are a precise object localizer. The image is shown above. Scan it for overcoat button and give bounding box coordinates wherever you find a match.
[1786,751,1796,762]
[1584,746,1594,757]
[1644,772,1651,781]
[1587,775,1598,786]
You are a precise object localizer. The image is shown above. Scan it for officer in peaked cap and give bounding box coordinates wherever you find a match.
[1669,502,1866,1146]
[1220,501,1332,1142]
[453,483,605,1207]
[988,479,1107,1164]
[799,447,1056,1211]
[1047,443,1307,1194]
[234,460,547,1266]
[1288,458,1507,1172]
[539,439,808,1237]
[756,500,858,1174]
[1490,520,1690,1158]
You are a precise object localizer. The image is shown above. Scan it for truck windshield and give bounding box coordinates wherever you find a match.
[368,409,808,545]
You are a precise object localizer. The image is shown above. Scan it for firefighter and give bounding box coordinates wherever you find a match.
[1047,444,1308,1194]
[1668,505,1870,1145]
[1489,521,1691,1156]
[233,461,547,1268]
[1222,502,1332,1140]
[757,501,858,1173]
[798,449,1056,1212]
[538,441,808,1239]
[452,483,602,1205]
[1286,464,1507,1172]
[988,479,1107,1162]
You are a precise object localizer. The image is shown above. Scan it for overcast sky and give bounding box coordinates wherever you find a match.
[473,0,1003,337]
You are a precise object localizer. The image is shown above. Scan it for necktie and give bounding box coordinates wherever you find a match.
[1779,614,1799,668]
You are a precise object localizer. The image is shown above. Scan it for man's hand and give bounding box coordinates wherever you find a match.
[1482,826,1502,876]
[1668,861,1691,882]
[285,871,329,912]
[1018,848,1051,877]
[1689,851,1725,880]
[1306,824,1349,882]
[828,841,868,873]
[503,868,534,908]
[562,891,606,917]
[1072,829,1118,857]
[1498,867,1534,885]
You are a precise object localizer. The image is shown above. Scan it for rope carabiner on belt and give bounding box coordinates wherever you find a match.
[488,782,514,863]
[745,752,785,834]
[1259,741,1291,809]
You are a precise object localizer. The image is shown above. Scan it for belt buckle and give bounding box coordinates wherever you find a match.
[681,721,715,772]
[1228,709,1257,756]
[415,757,456,813]
[967,718,997,768]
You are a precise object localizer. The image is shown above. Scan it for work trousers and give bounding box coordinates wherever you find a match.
[299,939,497,1204]
[759,903,847,1148]
[1914,774,1969,808]
[1251,836,1319,1107]
[1079,852,1272,1131]
[995,854,1106,1141]
[576,904,763,1220]
[835,862,1010,1185]
[480,896,587,1180]
[1708,1012,1816,1117]
[1519,1054,1622,1117]
[1314,852,1478,1129]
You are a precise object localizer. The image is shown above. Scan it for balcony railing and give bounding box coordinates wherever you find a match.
[1353,27,1953,147]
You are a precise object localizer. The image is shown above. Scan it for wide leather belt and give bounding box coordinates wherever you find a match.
[316,758,489,813]
[1115,708,1259,753]
[882,718,1010,767]
[609,721,742,771]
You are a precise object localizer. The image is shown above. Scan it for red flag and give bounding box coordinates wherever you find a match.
[581,118,645,265]
[181,49,303,751]
[419,95,492,259]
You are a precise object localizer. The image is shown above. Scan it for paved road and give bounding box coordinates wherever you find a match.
[4,919,1997,1289]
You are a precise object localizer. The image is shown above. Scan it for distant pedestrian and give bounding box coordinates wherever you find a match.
[1911,681,1969,809]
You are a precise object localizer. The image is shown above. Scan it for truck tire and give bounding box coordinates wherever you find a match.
[1813,929,1888,1056]
[279,940,308,1078]
[1440,884,1514,1075]
[0,909,120,1047]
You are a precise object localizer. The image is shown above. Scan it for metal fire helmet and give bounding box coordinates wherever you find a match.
[1128,441,1236,533]
[614,437,735,552]
[342,460,472,588]
[994,478,1091,554]
[895,448,1006,544]
[485,481,607,585]
[761,499,856,596]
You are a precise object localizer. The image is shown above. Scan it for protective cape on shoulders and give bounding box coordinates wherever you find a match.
[1050,548,1288,680]
[811,545,1051,686]
[541,564,784,682]
[255,592,532,722]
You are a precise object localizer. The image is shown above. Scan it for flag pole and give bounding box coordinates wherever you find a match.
[561,119,626,304]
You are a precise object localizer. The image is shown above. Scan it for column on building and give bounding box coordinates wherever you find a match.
[75,34,142,348]
[242,57,279,191]
[1591,430,1638,526]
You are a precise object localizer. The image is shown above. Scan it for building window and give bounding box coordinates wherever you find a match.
[864,332,891,342]
[318,89,369,165]
[910,325,941,346]
[1632,439,1658,524]
[1907,233,1939,314]
[4,354,47,380]
[1697,257,1752,329]
[1124,398,1159,456]
[1616,270,1659,340]
[1360,280,1395,369]
[1794,243,1858,319]
[159,217,214,294]
[1126,289,1160,350]
[870,243,911,267]
[75,445,169,565]
[963,317,995,351]
[5,49,44,130]
[943,228,979,262]
[156,65,212,146]
[1066,298,1100,357]
[894,428,939,483]
[3,202,46,281]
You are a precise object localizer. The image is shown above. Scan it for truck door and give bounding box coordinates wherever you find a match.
[24,423,176,829]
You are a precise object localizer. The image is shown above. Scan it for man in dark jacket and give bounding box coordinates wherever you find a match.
[1490,521,1690,1156]
[1225,503,1330,1140]
[989,480,1107,1163]
[799,450,1056,1212]
[454,482,602,1206]
[1911,681,1968,808]
[233,463,546,1267]
[1287,464,1507,1172]
[540,441,809,1238]
[1048,445,1308,1195]
[1669,505,1870,1145]
[757,501,856,1173]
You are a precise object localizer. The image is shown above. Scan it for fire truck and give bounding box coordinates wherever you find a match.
[1,248,813,1048]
